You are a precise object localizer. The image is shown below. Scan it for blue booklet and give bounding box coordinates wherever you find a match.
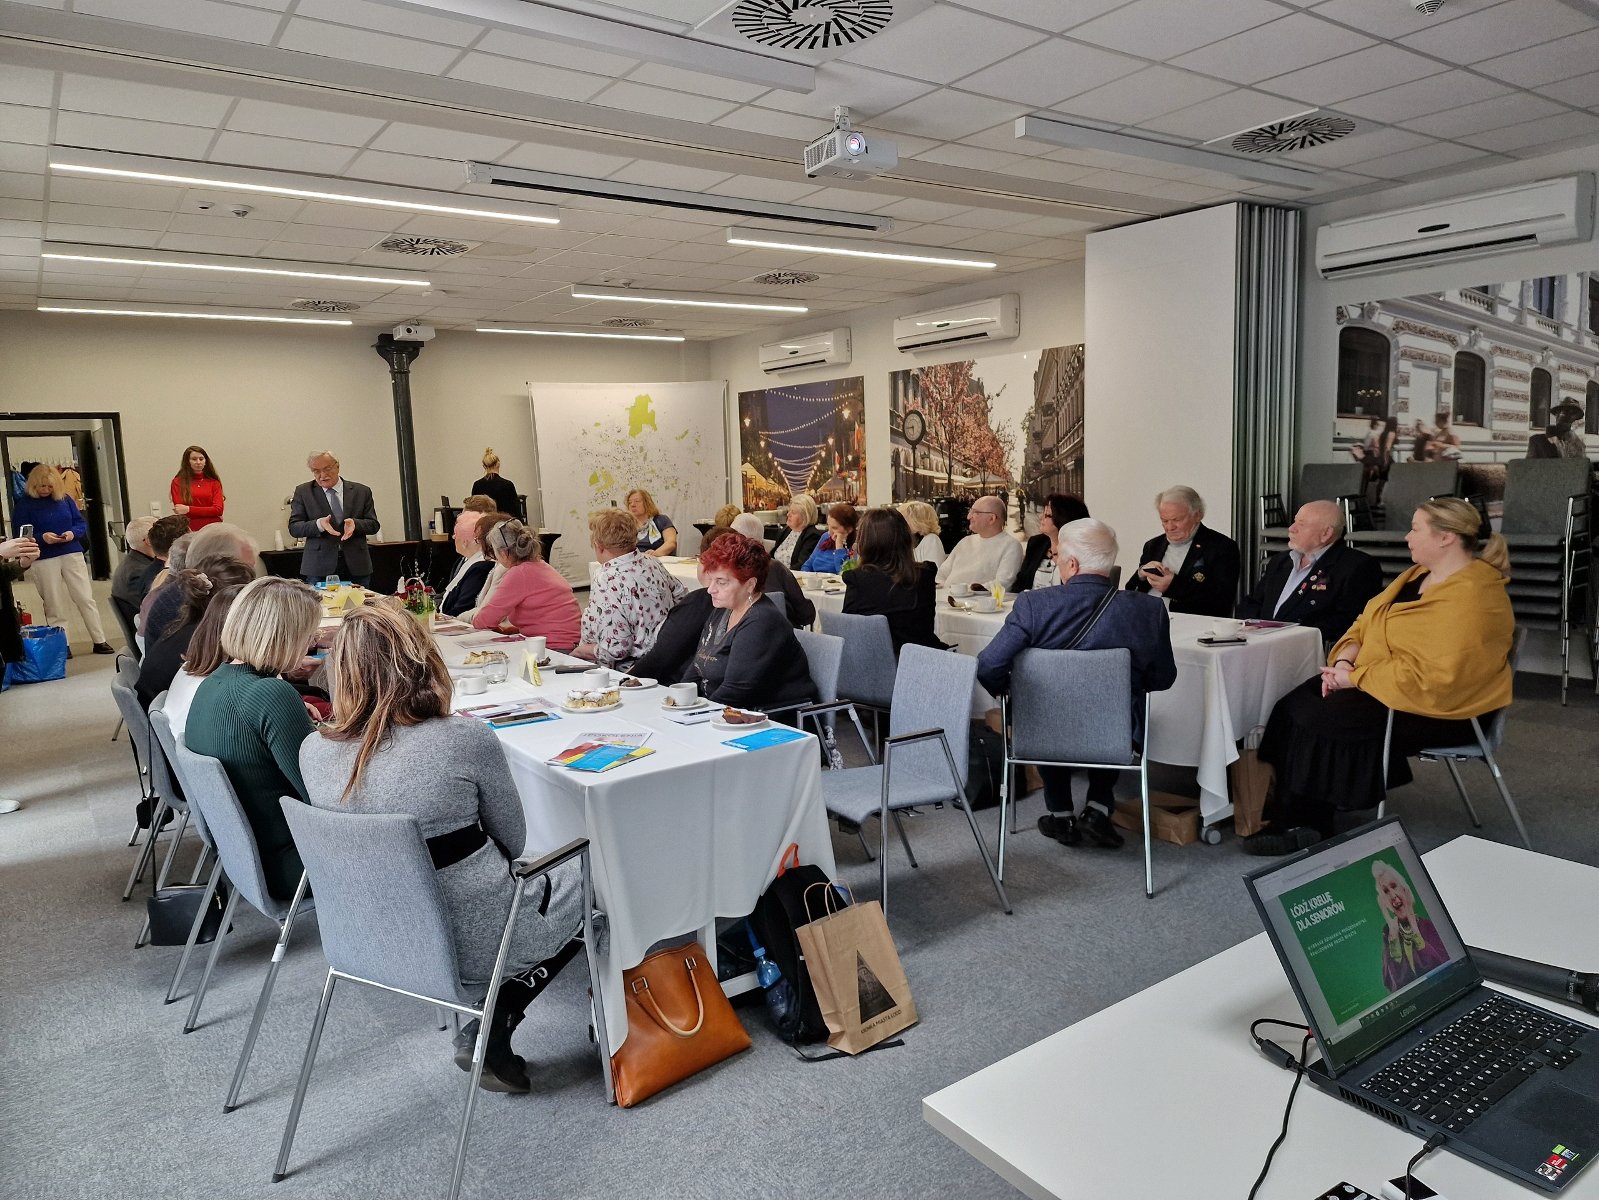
[722,727,808,752]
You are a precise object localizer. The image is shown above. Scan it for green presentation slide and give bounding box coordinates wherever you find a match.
[1278,850,1437,1026]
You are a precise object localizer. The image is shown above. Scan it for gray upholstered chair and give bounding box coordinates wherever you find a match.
[131,694,203,949]
[1297,462,1364,508]
[149,708,218,1003]
[785,628,879,858]
[1379,628,1530,849]
[112,656,163,899]
[272,802,607,1200]
[820,644,1009,917]
[998,648,1156,898]
[170,741,315,1116]
[818,610,898,746]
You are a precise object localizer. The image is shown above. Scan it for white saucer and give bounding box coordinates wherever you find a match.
[559,698,623,714]
[660,696,712,712]
[617,676,657,691]
[711,712,769,730]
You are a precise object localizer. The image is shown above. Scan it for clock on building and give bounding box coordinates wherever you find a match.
[902,408,926,447]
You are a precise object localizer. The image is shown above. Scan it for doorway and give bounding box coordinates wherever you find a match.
[0,413,130,580]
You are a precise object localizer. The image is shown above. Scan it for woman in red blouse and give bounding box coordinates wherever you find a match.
[170,445,225,531]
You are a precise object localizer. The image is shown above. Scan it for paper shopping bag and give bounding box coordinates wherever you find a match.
[1229,726,1274,838]
[795,883,916,1054]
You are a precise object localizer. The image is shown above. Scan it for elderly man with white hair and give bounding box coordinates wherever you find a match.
[977,519,1177,851]
[288,450,380,586]
[111,515,158,617]
[1237,499,1383,643]
[732,512,814,627]
[1125,484,1241,618]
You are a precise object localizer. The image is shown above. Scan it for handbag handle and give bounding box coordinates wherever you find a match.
[776,842,800,877]
[801,880,852,923]
[631,955,706,1039]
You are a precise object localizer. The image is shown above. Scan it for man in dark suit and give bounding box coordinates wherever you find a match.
[288,450,381,586]
[978,519,1177,851]
[1237,500,1383,644]
[1124,485,1240,618]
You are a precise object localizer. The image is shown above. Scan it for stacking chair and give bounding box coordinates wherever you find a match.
[1499,458,1593,704]
[1296,463,1363,510]
[131,695,203,948]
[820,644,1010,917]
[1379,628,1530,850]
[111,596,142,663]
[148,708,218,1002]
[818,611,898,745]
[273,803,608,1200]
[170,743,315,1115]
[111,657,162,897]
[783,628,880,859]
[997,648,1156,898]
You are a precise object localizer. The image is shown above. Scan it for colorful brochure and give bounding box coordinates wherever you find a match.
[722,727,809,752]
[548,740,656,772]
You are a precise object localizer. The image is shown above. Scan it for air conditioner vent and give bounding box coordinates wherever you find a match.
[289,299,361,312]
[601,317,657,328]
[753,270,821,286]
[1233,114,1356,155]
[374,235,474,256]
[728,0,894,50]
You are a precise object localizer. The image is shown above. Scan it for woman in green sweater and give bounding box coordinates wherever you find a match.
[185,576,321,902]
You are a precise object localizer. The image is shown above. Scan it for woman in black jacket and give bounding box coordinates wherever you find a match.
[770,493,823,570]
[1013,494,1090,593]
[683,532,813,710]
[842,509,943,655]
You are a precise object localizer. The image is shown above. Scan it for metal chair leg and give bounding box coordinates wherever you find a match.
[188,843,211,886]
[122,799,167,901]
[891,811,918,868]
[273,971,338,1184]
[112,717,124,742]
[855,827,874,862]
[936,738,1011,915]
[126,823,141,848]
[581,853,613,1104]
[1141,760,1154,900]
[1474,718,1532,851]
[165,859,223,1004]
[153,809,190,892]
[1441,759,1483,828]
[184,885,241,1033]
[224,873,311,1112]
[878,770,892,920]
[435,1007,451,1032]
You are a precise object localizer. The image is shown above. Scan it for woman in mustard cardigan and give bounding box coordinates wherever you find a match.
[1245,498,1514,856]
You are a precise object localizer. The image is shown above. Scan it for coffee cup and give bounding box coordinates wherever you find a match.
[458,674,488,695]
[584,668,610,690]
[668,682,699,708]
[1208,619,1240,639]
[529,635,547,662]
[968,593,998,613]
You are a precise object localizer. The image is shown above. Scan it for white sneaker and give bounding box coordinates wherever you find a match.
[0,799,21,814]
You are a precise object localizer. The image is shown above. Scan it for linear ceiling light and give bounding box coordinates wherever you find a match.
[477,325,685,342]
[571,284,807,313]
[38,302,351,326]
[41,244,430,288]
[50,149,560,225]
[1014,115,1321,192]
[725,227,996,269]
[467,162,892,234]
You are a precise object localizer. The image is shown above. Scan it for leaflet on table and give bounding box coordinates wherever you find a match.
[456,699,561,728]
[1241,619,1298,632]
[433,619,473,635]
[548,736,657,772]
[722,727,809,752]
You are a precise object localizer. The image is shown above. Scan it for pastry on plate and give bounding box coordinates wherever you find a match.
[720,706,765,724]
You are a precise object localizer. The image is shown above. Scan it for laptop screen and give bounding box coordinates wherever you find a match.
[1245,818,1480,1075]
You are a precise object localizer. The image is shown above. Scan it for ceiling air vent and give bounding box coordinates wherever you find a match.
[601,317,657,328]
[753,270,821,286]
[1231,114,1356,155]
[374,235,474,256]
[289,299,361,313]
[726,0,895,50]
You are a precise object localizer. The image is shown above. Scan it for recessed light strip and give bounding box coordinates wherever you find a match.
[572,284,807,314]
[41,245,430,288]
[39,303,352,326]
[725,227,996,269]
[477,326,686,342]
[49,149,560,225]
[1014,115,1320,192]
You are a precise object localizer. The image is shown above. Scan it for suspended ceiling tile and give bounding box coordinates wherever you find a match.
[72,0,283,42]
[954,39,1145,107]
[873,90,1028,141]
[702,174,825,203]
[292,0,481,45]
[57,74,234,128]
[712,106,824,141]
[260,223,385,249]
[1401,92,1563,139]
[239,239,359,263]
[163,212,288,240]
[911,143,1027,172]
[225,100,386,148]
[495,142,634,177]
[207,131,361,175]
[1342,140,1494,179]
[156,232,271,255]
[1459,109,1599,152]
[0,143,47,175]
[838,8,1046,83]
[367,124,515,164]
[342,150,472,191]
[1139,89,1311,141]
[1474,28,1599,87]
[1048,66,1235,126]
[1171,12,1375,84]
[1337,70,1512,123]
[46,177,186,211]
[0,104,52,146]
[0,67,54,110]
[607,159,737,191]
[275,19,465,73]
[54,112,216,158]
[589,81,739,125]
[0,172,47,201]
[971,0,1145,32]
[474,29,640,76]
[1397,0,1595,63]
[752,63,934,122]
[1282,124,1433,167]
[1067,0,1288,60]
[1539,70,1599,108]
[1309,0,1505,39]
[626,63,770,103]
[445,53,613,102]
[1262,44,1449,105]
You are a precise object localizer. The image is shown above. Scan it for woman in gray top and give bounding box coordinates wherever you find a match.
[300,604,583,1094]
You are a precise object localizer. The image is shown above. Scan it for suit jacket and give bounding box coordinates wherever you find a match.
[1124,522,1240,618]
[1236,539,1384,644]
[1012,533,1052,593]
[288,478,380,577]
[977,574,1176,736]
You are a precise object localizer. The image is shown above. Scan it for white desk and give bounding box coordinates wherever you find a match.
[437,633,836,1057]
[923,838,1599,1199]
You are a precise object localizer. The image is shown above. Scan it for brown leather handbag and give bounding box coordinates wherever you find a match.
[610,941,751,1108]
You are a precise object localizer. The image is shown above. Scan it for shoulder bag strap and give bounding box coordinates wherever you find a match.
[1063,583,1119,651]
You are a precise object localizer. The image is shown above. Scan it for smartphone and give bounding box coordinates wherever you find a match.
[19,524,33,539]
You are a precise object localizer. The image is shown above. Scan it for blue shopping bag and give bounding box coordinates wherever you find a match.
[2,625,69,689]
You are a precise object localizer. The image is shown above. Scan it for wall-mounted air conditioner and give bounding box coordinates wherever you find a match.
[758,327,851,373]
[1315,175,1594,280]
[892,294,1019,352]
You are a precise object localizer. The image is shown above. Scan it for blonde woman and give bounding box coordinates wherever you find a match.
[899,500,946,567]
[11,464,113,654]
[1373,859,1448,991]
[185,576,322,901]
[300,605,584,1093]
[771,493,821,569]
[712,503,741,529]
[1249,498,1514,857]
[625,487,677,556]
[575,508,685,667]
[470,448,520,516]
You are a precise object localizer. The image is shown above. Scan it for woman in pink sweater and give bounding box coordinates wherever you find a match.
[471,519,580,649]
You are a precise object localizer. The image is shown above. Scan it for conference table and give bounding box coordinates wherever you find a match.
[430,627,835,1059]
[924,836,1599,1198]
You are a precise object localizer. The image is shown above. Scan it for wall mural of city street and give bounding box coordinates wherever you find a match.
[889,344,1084,532]
[737,376,866,511]
[1333,274,1599,504]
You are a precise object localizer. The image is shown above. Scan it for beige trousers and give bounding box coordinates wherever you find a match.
[26,552,107,644]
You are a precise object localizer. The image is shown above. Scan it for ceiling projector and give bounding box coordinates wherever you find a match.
[804,107,897,181]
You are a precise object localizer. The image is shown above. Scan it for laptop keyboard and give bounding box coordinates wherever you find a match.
[1361,993,1586,1134]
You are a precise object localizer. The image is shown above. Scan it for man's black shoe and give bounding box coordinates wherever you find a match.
[1079,805,1124,849]
[1037,812,1080,846]
[1241,826,1324,857]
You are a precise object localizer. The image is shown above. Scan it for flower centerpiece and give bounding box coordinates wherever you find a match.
[401,577,436,629]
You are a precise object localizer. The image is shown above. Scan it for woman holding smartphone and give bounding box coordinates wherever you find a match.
[11,464,113,655]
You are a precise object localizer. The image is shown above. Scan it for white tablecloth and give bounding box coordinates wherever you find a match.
[438,637,834,1055]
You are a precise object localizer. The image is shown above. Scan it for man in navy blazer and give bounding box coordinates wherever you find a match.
[1237,500,1384,644]
[1124,485,1241,618]
[978,519,1177,851]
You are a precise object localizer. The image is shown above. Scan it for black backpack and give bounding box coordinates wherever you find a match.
[747,853,838,1045]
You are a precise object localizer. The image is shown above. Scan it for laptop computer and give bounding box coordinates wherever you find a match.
[1244,818,1599,1192]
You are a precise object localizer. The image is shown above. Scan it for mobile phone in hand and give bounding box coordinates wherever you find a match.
[19,524,33,539]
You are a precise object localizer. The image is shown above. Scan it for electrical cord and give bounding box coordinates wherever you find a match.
[1402,1132,1448,1199]
[1247,1019,1314,1200]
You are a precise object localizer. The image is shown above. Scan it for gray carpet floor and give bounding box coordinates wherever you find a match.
[2,647,1595,1200]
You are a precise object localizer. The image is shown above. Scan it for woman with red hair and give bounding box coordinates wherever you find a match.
[683,532,814,710]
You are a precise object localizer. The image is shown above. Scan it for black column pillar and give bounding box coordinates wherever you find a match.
[373,333,424,542]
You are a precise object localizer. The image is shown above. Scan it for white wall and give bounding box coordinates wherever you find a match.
[0,311,710,553]
[705,260,1086,508]
[1085,204,1239,576]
